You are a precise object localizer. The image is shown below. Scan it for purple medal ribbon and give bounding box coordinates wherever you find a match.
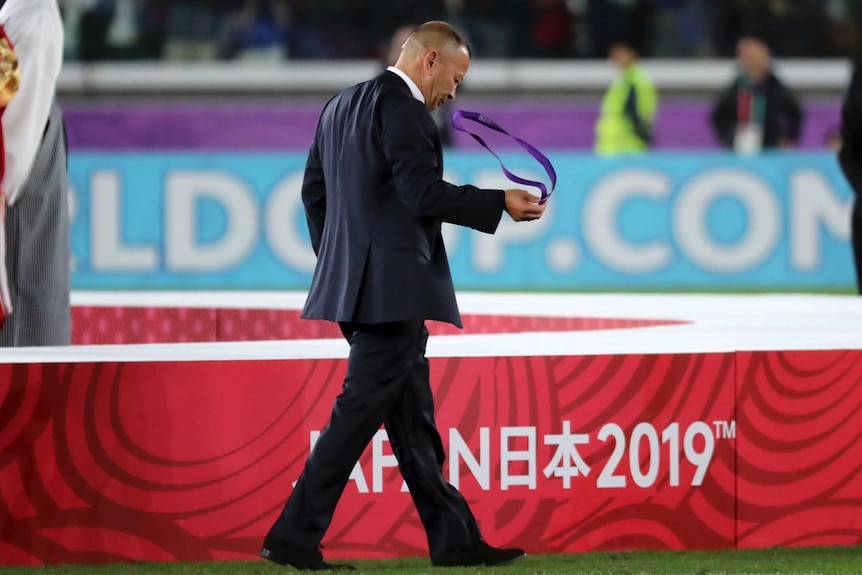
[451,109,557,205]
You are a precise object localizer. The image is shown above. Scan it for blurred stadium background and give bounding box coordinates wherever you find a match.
[58,0,861,293]
[2,3,861,569]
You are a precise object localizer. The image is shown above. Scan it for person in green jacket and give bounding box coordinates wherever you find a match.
[594,39,658,155]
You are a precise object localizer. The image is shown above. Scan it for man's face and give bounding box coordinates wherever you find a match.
[422,46,470,111]
[609,43,635,69]
[736,37,770,81]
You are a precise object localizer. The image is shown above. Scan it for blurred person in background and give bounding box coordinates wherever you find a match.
[712,0,830,58]
[824,0,862,57]
[586,0,653,58]
[269,0,333,59]
[526,0,575,58]
[63,0,165,60]
[218,0,290,61]
[58,0,91,59]
[57,0,857,62]
[75,0,112,60]
[594,37,658,155]
[710,34,803,154]
[162,0,224,60]
[371,0,450,57]
[837,55,862,294]
[0,0,71,346]
[651,0,713,57]
[130,0,169,59]
[103,0,139,59]
[458,0,522,57]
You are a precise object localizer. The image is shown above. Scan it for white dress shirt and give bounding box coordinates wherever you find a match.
[387,66,425,105]
[0,0,64,205]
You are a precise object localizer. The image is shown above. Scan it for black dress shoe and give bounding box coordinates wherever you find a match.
[432,540,526,567]
[259,535,355,571]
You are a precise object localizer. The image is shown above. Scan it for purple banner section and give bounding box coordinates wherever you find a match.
[61,99,842,152]
[61,103,323,151]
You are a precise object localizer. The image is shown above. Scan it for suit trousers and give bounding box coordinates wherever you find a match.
[268,320,482,560]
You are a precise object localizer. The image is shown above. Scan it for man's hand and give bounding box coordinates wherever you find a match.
[504,189,546,222]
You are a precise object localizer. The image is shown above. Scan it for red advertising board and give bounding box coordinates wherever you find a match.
[735,350,862,549]
[1,349,860,565]
[1,352,738,565]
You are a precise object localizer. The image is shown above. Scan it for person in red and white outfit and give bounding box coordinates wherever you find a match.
[0,19,20,328]
[0,0,70,346]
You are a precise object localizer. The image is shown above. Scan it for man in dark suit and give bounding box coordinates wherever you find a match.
[710,34,803,154]
[260,21,545,571]
[838,55,862,294]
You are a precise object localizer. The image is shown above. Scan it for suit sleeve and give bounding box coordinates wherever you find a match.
[382,98,505,234]
[779,83,803,144]
[710,86,737,148]
[301,135,326,256]
[839,63,862,195]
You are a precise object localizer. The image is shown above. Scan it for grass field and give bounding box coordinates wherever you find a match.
[456,286,860,295]
[3,546,861,575]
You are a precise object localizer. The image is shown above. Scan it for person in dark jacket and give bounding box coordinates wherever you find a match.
[837,55,862,294]
[710,34,803,154]
[259,21,545,571]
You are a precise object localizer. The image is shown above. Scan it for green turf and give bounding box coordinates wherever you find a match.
[451,286,859,295]
[73,286,859,295]
[4,547,861,575]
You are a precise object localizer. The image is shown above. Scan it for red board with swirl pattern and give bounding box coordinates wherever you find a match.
[735,350,862,549]
[0,350,859,565]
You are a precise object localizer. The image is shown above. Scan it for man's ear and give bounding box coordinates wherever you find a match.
[424,51,438,73]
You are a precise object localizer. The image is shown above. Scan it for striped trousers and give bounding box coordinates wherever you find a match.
[0,101,70,347]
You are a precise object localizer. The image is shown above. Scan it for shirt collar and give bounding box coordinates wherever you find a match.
[387,66,425,104]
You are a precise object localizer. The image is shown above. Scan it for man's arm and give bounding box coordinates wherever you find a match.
[839,62,862,194]
[778,81,803,145]
[710,85,737,148]
[301,137,326,256]
[383,99,532,233]
[0,0,63,205]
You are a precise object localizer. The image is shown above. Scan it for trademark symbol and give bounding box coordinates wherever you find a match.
[712,420,736,440]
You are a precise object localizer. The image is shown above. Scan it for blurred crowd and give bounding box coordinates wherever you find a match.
[58,0,862,63]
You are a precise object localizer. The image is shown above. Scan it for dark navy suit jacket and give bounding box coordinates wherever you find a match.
[300,70,505,328]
